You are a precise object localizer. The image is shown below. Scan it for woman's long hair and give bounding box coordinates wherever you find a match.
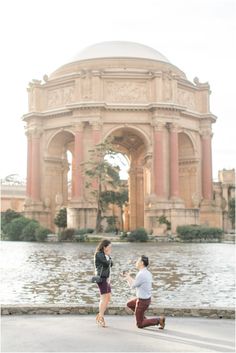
[95,239,111,254]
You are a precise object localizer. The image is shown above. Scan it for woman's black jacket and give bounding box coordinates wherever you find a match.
[94,251,113,278]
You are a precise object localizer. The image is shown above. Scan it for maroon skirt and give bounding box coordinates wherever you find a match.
[97,277,111,295]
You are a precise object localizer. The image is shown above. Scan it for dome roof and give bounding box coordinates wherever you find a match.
[70,41,170,63]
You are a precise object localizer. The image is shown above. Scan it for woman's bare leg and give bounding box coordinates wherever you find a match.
[99,293,111,316]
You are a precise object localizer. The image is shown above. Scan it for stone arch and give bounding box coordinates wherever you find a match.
[178,132,195,159]
[47,129,75,157]
[178,129,198,155]
[103,124,151,153]
[178,132,198,207]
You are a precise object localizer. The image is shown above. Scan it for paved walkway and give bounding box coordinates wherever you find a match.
[1,315,235,352]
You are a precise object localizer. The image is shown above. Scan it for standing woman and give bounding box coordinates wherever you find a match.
[94,239,113,327]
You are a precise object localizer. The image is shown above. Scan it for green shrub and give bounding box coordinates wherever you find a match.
[35,227,51,242]
[1,209,22,236]
[60,228,75,241]
[120,232,128,239]
[176,225,223,241]
[75,234,88,242]
[228,198,235,228]
[21,220,39,241]
[1,209,22,223]
[127,228,148,242]
[4,217,32,241]
[157,215,171,230]
[75,228,94,235]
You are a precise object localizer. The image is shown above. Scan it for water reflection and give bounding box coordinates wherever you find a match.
[0,242,235,307]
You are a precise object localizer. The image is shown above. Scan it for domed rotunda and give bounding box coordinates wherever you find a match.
[23,41,220,232]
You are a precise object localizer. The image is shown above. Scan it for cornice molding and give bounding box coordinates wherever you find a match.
[22,104,217,122]
[22,109,73,121]
[66,101,187,112]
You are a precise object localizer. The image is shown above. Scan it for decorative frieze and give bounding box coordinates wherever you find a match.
[47,86,74,108]
[178,88,196,110]
[105,80,148,103]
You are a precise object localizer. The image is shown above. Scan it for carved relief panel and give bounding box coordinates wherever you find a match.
[47,86,74,108]
[178,88,196,110]
[105,80,148,103]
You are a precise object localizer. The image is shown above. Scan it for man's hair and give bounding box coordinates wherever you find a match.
[141,255,149,267]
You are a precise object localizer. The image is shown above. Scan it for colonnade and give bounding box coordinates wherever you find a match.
[25,122,213,206]
[152,122,213,201]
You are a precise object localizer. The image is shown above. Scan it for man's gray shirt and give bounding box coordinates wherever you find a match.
[131,267,152,299]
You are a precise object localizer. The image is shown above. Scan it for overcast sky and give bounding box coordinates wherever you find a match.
[0,0,235,181]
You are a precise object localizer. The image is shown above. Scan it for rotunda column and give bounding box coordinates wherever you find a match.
[128,166,137,230]
[169,123,180,199]
[73,122,84,200]
[26,131,32,198]
[91,121,102,190]
[201,128,213,200]
[153,121,165,198]
[31,128,42,201]
[136,166,144,228]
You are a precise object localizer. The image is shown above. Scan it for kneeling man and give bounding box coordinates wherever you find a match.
[123,255,165,329]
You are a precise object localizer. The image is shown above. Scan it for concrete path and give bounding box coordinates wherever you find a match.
[1,315,235,352]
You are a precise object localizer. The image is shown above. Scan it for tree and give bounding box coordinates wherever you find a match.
[54,208,67,231]
[84,141,121,233]
[228,198,235,228]
[101,188,128,231]
[114,188,128,231]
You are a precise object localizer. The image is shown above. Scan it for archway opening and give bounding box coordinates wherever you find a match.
[178,132,197,207]
[104,152,130,231]
[46,131,75,226]
[106,127,148,230]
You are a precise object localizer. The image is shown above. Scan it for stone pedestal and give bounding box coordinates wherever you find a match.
[24,201,52,229]
[199,200,223,228]
[67,200,97,229]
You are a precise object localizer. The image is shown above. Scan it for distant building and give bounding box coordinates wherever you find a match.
[213,169,235,232]
[1,184,26,213]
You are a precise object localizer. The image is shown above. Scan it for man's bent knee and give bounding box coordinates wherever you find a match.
[126,300,133,309]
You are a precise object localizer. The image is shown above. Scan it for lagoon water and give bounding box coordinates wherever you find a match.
[1,241,235,307]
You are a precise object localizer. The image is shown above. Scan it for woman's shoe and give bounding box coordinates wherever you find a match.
[96,314,106,327]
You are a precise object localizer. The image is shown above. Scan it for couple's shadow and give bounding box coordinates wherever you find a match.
[143,327,233,352]
[108,325,233,352]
